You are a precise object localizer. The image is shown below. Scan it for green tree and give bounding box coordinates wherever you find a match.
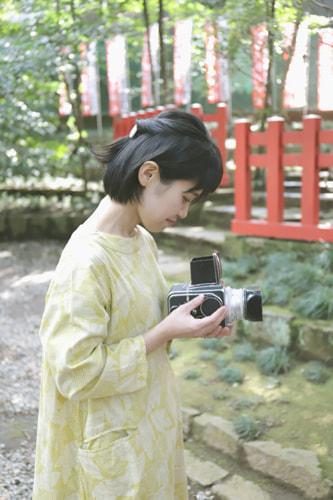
[0,0,145,182]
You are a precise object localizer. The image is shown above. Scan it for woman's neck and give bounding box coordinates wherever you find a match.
[83,196,140,238]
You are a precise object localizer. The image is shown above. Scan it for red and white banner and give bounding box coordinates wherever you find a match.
[318,28,333,111]
[205,19,230,104]
[141,31,152,108]
[205,23,221,103]
[251,25,268,109]
[283,21,309,109]
[174,19,193,106]
[80,42,99,117]
[59,47,71,116]
[141,23,159,108]
[59,81,71,116]
[106,35,130,117]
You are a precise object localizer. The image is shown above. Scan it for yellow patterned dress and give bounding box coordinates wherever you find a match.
[33,224,188,499]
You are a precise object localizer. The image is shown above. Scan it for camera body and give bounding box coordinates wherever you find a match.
[167,251,262,326]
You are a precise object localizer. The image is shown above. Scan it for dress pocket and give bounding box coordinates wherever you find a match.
[77,428,142,498]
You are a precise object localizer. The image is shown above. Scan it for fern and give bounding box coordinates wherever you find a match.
[256,346,291,375]
[199,350,216,361]
[303,361,330,384]
[233,342,256,362]
[183,370,200,380]
[218,365,244,384]
[233,415,260,441]
[288,263,320,294]
[314,246,333,273]
[261,278,292,306]
[200,338,226,351]
[223,254,258,280]
[293,285,333,319]
[214,355,229,368]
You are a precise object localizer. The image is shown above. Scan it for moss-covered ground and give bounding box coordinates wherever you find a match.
[163,259,333,482]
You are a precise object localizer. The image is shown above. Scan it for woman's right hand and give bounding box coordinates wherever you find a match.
[143,294,232,354]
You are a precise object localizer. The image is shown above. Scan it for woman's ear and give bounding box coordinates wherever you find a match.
[138,161,160,187]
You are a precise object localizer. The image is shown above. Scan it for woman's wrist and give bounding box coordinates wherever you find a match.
[142,320,171,354]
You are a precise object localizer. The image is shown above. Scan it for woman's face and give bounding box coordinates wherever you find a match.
[137,163,202,233]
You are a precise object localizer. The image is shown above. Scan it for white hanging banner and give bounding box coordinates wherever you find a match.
[141,24,160,108]
[106,35,130,117]
[283,21,309,108]
[217,17,230,104]
[174,19,193,106]
[80,42,99,116]
[318,28,333,111]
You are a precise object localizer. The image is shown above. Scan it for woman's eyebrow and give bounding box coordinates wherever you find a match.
[185,191,202,202]
[184,188,202,196]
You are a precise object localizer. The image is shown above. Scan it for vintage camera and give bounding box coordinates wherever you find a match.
[167,251,262,327]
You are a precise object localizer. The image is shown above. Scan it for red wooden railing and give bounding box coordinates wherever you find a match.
[112,103,229,186]
[231,115,333,242]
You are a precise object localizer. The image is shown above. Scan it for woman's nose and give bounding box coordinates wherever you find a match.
[178,204,189,219]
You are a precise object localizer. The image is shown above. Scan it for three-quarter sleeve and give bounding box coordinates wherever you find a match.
[40,252,148,401]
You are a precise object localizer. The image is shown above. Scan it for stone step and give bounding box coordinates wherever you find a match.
[206,189,333,211]
[189,202,333,231]
[182,409,333,500]
[155,224,331,260]
[185,449,273,500]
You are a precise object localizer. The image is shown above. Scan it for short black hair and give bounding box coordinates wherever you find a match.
[92,109,223,203]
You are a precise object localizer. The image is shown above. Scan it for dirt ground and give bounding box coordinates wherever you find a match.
[0,240,63,499]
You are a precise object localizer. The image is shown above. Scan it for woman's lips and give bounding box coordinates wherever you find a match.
[167,219,176,227]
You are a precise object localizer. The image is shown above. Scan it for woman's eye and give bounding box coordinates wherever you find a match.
[183,197,191,204]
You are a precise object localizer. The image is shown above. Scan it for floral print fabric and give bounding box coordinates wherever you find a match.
[33,225,188,499]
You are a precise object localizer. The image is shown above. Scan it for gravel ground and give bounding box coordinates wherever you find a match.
[0,240,63,499]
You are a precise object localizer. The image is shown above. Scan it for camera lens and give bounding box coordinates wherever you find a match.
[245,287,262,322]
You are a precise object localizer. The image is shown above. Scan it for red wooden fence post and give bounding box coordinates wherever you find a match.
[113,117,121,140]
[266,116,285,224]
[190,103,204,118]
[215,103,227,166]
[233,119,252,221]
[301,114,321,227]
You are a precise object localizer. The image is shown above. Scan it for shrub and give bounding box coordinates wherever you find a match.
[218,365,244,384]
[200,338,226,351]
[214,355,229,368]
[168,344,178,360]
[199,350,216,361]
[293,285,333,320]
[183,370,200,380]
[256,346,291,375]
[302,361,330,384]
[233,415,260,441]
[212,390,228,401]
[233,342,256,362]
[230,397,263,410]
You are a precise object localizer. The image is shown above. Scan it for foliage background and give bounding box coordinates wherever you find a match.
[0,0,332,182]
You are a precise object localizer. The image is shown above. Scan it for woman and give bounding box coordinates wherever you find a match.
[33,110,232,499]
